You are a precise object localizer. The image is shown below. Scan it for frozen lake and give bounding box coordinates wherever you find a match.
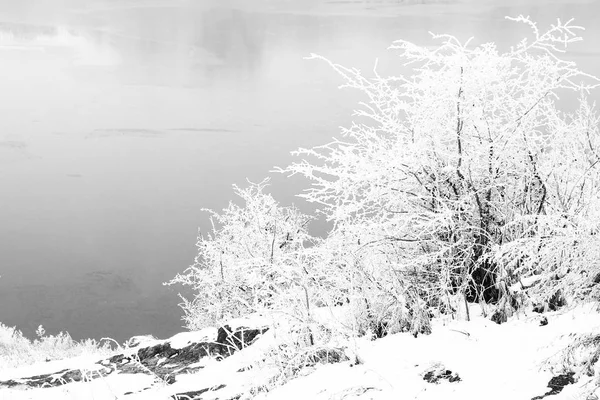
[0,0,599,342]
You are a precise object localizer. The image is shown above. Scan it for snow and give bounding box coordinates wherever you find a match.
[168,327,217,350]
[2,304,600,399]
[510,275,544,292]
[0,353,110,382]
[224,313,276,332]
[0,359,155,400]
[258,303,600,400]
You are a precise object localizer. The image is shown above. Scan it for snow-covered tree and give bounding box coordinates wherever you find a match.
[165,179,317,329]
[280,16,600,325]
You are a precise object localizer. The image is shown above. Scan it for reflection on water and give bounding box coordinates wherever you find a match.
[0,0,599,342]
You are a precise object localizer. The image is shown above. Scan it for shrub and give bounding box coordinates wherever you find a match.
[280,16,600,324]
[169,15,600,393]
[0,323,114,372]
[165,179,318,329]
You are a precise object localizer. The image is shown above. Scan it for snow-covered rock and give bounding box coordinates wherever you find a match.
[0,317,270,400]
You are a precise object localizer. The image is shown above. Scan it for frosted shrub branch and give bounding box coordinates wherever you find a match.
[281,16,600,326]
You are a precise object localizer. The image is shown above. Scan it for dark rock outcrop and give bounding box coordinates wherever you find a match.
[422,364,461,384]
[531,372,576,400]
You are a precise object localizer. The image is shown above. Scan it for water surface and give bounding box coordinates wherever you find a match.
[0,0,598,342]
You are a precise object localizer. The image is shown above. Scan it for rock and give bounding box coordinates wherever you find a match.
[216,324,268,353]
[547,373,576,392]
[422,363,461,384]
[172,384,226,399]
[531,372,576,400]
[539,316,548,326]
[0,367,111,389]
[125,334,158,348]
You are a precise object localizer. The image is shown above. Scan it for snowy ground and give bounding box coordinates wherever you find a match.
[1,303,600,399]
[261,304,600,400]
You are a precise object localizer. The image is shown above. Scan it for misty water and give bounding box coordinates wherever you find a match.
[0,0,598,342]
